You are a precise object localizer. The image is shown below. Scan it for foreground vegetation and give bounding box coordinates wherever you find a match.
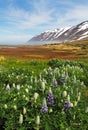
[0,58,88,130]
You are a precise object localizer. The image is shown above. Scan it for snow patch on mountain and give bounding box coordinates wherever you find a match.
[78,35,88,40]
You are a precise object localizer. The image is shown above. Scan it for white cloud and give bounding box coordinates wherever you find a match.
[63,5,88,21]
[1,0,54,30]
[50,5,88,28]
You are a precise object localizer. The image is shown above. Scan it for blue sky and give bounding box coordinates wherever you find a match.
[0,0,88,44]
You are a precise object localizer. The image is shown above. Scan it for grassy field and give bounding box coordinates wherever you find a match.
[0,39,88,62]
[45,39,88,62]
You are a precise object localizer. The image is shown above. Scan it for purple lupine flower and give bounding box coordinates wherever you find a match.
[41,98,48,113]
[64,101,70,108]
[53,80,58,88]
[64,101,70,113]
[47,88,54,105]
[60,76,66,84]
[52,78,58,88]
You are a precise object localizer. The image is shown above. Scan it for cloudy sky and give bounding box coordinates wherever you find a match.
[0,0,88,44]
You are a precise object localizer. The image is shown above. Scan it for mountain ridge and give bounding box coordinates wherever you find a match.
[28,21,88,44]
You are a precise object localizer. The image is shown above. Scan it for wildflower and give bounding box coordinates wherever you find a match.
[53,79,58,88]
[43,68,47,74]
[64,101,70,108]
[30,76,33,83]
[34,77,37,83]
[64,101,70,113]
[6,84,10,90]
[70,102,73,107]
[14,98,17,101]
[17,84,20,90]
[23,95,26,98]
[41,81,45,93]
[77,95,80,101]
[52,76,55,83]
[19,114,23,124]
[73,75,76,84]
[61,99,63,102]
[66,73,69,80]
[62,90,67,98]
[60,76,66,84]
[47,88,54,105]
[81,81,84,86]
[17,92,20,95]
[35,115,40,125]
[52,77,58,88]
[23,107,26,114]
[13,83,15,88]
[0,56,5,61]
[8,75,10,78]
[41,98,48,113]
[74,101,78,107]
[66,128,69,130]
[4,104,8,109]
[85,107,88,113]
[29,85,32,89]
[25,88,29,93]
[70,88,73,95]
[25,97,29,101]
[73,115,75,120]
[42,78,46,83]
[47,67,52,76]
[32,71,34,74]
[34,92,39,102]
[67,95,70,101]
[16,76,19,79]
[49,108,53,113]
[78,92,81,96]
[54,67,59,74]
[13,105,17,110]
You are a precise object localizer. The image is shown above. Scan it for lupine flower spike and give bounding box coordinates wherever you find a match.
[64,101,70,113]
[47,87,54,105]
[41,98,48,113]
[6,84,10,90]
[35,115,40,125]
[19,114,23,124]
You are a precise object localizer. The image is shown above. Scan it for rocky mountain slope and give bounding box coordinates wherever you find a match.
[28,21,88,44]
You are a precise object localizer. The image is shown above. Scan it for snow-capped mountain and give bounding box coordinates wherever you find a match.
[28,21,88,44]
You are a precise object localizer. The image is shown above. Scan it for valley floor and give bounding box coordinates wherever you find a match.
[0,39,88,62]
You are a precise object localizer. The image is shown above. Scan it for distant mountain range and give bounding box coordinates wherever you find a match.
[28,21,88,44]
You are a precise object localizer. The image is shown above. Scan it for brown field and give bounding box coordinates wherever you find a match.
[0,39,88,62]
